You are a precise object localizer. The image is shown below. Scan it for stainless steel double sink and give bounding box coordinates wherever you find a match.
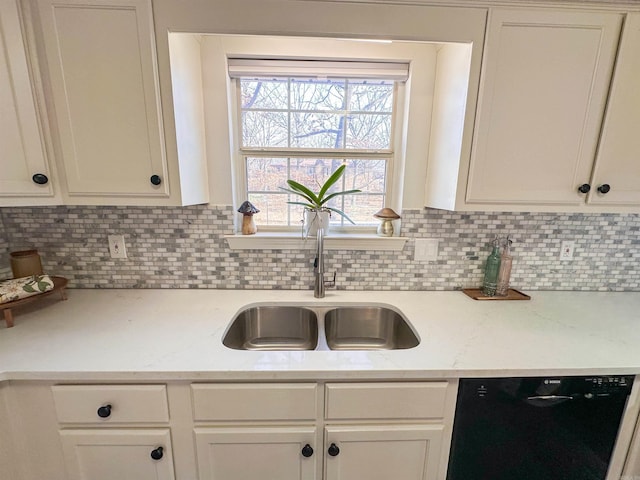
[222,304,420,351]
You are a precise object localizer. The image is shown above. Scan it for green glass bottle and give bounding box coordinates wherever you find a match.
[482,236,502,296]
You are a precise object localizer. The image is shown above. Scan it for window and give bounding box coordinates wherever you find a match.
[167,33,475,248]
[230,60,408,230]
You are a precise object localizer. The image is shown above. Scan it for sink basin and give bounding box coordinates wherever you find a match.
[223,304,419,351]
[324,306,419,350]
[223,306,318,351]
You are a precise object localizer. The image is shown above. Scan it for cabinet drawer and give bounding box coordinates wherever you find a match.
[191,383,317,421]
[52,385,169,424]
[325,382,448,420]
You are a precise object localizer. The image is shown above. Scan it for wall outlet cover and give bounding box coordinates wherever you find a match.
[559,240,575,261]
[108,234,127,259]
[415,238,439,262]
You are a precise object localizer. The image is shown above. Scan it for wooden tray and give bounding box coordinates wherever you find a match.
[462,288,530,301]
[0,276,68,328]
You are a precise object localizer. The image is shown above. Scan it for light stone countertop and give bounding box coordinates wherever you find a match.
[0,288,639,381]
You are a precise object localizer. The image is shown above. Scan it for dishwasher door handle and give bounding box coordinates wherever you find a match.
[526,395,574,407]
[527,395,574,401]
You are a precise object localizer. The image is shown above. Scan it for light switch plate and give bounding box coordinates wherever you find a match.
[559,240,575,261]
[415,238,439,261]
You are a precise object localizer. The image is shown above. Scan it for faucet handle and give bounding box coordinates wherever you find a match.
[325,272,336,288]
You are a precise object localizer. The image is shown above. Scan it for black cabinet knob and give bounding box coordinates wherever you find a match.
[32,173,49,185]
[327,443,340,456]
[301,444,314,457]
[577,184,591,194]
[150,175,162,186]
[150,446,164,460]
[598,184,611,194]
[97,404,112,418]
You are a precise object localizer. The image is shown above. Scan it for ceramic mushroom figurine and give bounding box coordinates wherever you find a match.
[373,208,401,237]
[238,201,260,235]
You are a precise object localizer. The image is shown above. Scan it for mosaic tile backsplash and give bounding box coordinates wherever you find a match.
[0,205,639,291]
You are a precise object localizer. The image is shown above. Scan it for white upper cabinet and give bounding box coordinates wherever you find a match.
[426,7,627,212]
[467,8,622,208]
[35,0,208,205]
[0,0,57,204]
[588,13,640,206]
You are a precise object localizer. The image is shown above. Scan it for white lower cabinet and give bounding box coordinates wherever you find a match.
[190,381,454,480]
[51,385,175,480]
[325,425,443,480]
[5,381,456,480]
[194,427,318,480]
[191,383,320,480]
[323,382,451,480]
[193,424,443,480]
[59,429,175,480]
[623,412,640,477]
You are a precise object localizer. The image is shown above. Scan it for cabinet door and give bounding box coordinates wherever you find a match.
[194,426,318,480]
[59,428,174,480]
[623,410,640,477]
[325,425,443,480]
[466,9,621,206]
[0,0,53,198]
[37,0,168,198]
[589,13,640,206]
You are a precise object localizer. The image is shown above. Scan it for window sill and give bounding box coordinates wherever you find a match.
[224,233,408,251]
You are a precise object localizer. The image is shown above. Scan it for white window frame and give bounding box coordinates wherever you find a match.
[233,72,404,233]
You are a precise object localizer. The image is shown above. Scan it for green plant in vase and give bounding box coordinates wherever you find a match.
[281,164,361,230]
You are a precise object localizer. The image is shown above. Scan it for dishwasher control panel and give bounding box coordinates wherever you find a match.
[583,376,633,395]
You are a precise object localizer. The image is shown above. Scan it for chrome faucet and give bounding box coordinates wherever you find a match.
[314,227,335,298]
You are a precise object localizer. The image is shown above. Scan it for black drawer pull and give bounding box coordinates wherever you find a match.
[96,404,112,418]
[328,443,340,456]
[301,444,314,457]
[150,446,163,460]
[32,173,49,185]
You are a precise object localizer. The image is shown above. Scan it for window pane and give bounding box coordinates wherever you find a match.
[291,113,344,148]
[246,157,289,192]
[241,79,288,109]
[240,76,395,151]
[291,78,345,111]
[343,159,386,192]
[248,192,290,225]
[346,114,392,150]
[348,81,394,112]
[242,111,288,147]
[288,158,344,195]
[342,194,385,224]
[246,157,388,227]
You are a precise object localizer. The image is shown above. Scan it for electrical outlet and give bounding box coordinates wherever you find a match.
[108,234,127,259]
[559,240,575,261]
[415,238,439,261]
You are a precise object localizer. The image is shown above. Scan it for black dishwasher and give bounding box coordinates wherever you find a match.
[447,376,634,480]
